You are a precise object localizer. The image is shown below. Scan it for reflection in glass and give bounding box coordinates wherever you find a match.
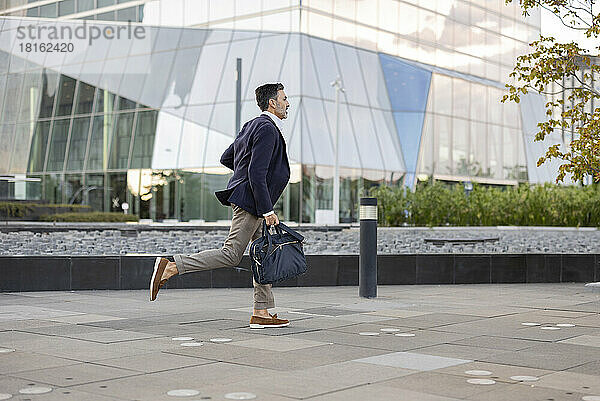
[87,114,114,170]
[117,96,136,111]
[109,112,134,169]
[470,121,487,177]
[55,75,77,116]
[11,122,36,173]
[47,119,70,172]
[435,115,451,174]
[130,110,157,169]
[39,69,60,119]
[58,0,75,16]
[488,124,503,179]
[2,73,24,123]
[0,124,14,173]
[95,89,116,113]
[84,173,104,210]
[28,121,51,173]
[108,172,127,212]
[18,71,42,122]
[64,174,83,204]
[75,82,95,115]
[66,117,91,171]
[452,118,469,175]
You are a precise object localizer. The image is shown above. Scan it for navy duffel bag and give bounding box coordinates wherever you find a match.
[250,221,307,284]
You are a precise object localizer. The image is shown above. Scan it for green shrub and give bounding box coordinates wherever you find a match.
[369,182,600,227]
[39,212,139,222]
[0,202,92,218]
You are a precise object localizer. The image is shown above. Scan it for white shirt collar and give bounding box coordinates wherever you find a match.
[261,110,283,133]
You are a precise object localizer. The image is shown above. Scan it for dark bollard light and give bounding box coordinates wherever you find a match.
[359,197,377,298]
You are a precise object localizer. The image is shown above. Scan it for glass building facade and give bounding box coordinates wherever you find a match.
[0,1,554,223]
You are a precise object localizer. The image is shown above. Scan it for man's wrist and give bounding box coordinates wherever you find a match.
[263,211,274,217]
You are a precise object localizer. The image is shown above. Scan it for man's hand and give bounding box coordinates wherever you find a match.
[265,213,280,226]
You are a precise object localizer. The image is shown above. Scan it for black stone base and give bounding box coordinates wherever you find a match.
[1,254,598,292]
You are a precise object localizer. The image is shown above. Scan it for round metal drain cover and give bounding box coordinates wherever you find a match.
[224,392,257,400]
[540,327,561,330]
[210,338,232,343]
[0,394,12,400]
[510,375,539,382]
[380,328,401,333]
[180,342,203,347]
[19,387,53,394]
[0,348,15,353]
[582,396,600,401]
[521,323,540,326]
[167,389,200,397]
[556,323,575,327]
[358,332,380,336]
[465,370,493,376]
[467,379,496,385]
[172,337,194,341]
[395,333,415,337]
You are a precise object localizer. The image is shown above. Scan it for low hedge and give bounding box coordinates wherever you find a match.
[39,212,139,222]
[0,202,91,219]
[368,182,600,227]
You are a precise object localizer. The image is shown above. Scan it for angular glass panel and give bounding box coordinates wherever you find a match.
[212,39,259,103]
[307,11,332,41]
[470,82,487,122]
[55,75,76,117]
[95,88,116,113]
[117,96,136,111]
[98,0,115,6]
[130,110,157,169]
[43,174,63,204]
[393,111,426,175]
[350,105,385,171]
[469,121,487,177]
[487,86,503,125]
[503,127,518,180]
[417,112,434,175]
[87,114,114,171]
[452,118,469,175]
[432,73,452,115]
[66,116,91,171]
[10,122,35,173]
[379,53,432,112]
[39,3,57,17]
[0,51,9,74]
[26,7,39,17]
[333,43,369,106]
[322,99,361,169]
[434,114,451,174]
[116,6,136,21]
[58,0,74,16]
[17,71,41,123]
[108,112,134,169]
[96,11,115,21]
[151,112,182,169]
[245,34,291,100]
[452,78,469,119]
[77,0,94,12]
[488,124,503,179]
[75,82,95,115]
[64,173,84,204]
[84,173,104,210]
[28,121,51,173]
[306,37,337,101]
[302,98,334,164]
[0,123,15,173]
[46,119,70,172]
[2,73,24,123]
[139,50,176,108]
[162,47,202,108]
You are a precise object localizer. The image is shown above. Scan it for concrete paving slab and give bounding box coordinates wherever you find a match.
[464,383,587,401]
[0,351,80,375]
[354,351,472,371]
[559,334,600,347]
[11,363,140,387]
[382,371,511,399]
[432,361,553,383]
[412,343,510,361]
[309,384,464,401]
[91,351,214,373]
[233,336,330,352]
[532,371,600,394]
[566,360,600,375]
[448,335,542,351]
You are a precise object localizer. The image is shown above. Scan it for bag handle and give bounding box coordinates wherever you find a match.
[276,222,304,242]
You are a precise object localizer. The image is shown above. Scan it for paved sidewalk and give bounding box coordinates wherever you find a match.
[0,284,599,400]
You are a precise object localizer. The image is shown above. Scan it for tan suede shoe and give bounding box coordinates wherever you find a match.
[249,313,290,329]
[150,257,168,301]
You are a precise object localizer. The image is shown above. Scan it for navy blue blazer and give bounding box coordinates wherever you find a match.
[215,114,290,217]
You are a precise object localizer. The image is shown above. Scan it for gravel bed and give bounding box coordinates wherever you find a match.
[1,227,599,255]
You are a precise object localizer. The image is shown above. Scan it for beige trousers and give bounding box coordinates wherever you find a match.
[173,204,274,309]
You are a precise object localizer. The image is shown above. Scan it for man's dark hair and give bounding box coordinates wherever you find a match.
[255,83,284,112]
